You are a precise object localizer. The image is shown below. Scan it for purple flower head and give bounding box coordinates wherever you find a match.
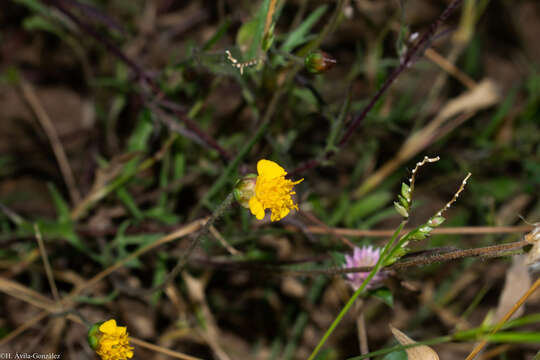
[343,246,386,290]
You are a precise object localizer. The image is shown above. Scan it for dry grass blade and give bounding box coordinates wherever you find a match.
[464,277,540,360]
[390,325,440,360]
[0,311,49,347]
[34,224,61,303]
[301,225,533,238]
[525,224,540,265]
[493,255,531,323]
[19,79,81,204]
[129,338,203,360]
[355,79,500,197]
[0,219,203,348]
[0,277,57,312]
[0,275,204,360]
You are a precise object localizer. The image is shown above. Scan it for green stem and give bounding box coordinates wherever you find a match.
[347,336,452,360]
[307,222,406,360]
[347,313,540,359]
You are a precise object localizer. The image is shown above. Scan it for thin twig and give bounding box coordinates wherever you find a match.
[0,311,49,347]
[69,219,204,298]
[264,0,278,36]
[209,225,242,256]
[47,0,231,161]
[464,276,540,360]
[19,79,81,204]
[435,172,472,217]
[130,337,203,360]
[192,240,529,277]
[424,48,476,89]
[356,300,370,360]
[0,287,202,360]
[0,201,24,225]
[291,0,464,176]
[34,224,61,303]
[151,193,234,294]
[301,225,534,237]
[300,210,355,248]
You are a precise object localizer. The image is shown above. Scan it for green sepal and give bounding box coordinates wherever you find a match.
[262,24,275,51]
[394,201,409,218]
[87,321,104,350]
[401,182,411,203]
[428,216,445,227]
[370,287,394,308]
[384,246,408,266]
[408,225,433,241]
[398,194,409,210]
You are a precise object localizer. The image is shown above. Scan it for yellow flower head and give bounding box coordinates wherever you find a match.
[89,319,134,360]
[248,159,303,222]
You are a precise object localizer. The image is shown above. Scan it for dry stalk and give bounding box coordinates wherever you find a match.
[34,224,61,303]
[19,80,81,204]
[464,277,540,360]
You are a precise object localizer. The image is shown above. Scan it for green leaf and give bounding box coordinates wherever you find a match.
[473,177,519,202]
[47,183,70,223]
[157,151,170,209]
[384,246,408,266]
[394,201,409,218]
[325,89,352,153]
[408,229,429,241]
[328,195,350,226]
[23,15,62,36]
[237,0,271,59]
[428,216,445,227]
[127,109,154,152]
[479,85,518,141]
[381,350,407,360]
[151,253,168,305]
[330,251,346,266]
[370,287,394,308]
[398,194,408,210]
[280,5,328,53]
[13,0,49,14]
[144,207,180,225]
[202,19,231,52]
[401,182,411,203]
[116,188,143,220]
[292,87,318,108]
[75,290,119,305]
[345,191,392,226]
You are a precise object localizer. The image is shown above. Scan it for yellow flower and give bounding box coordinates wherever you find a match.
[248,159,303,221]
[89,319,134,360]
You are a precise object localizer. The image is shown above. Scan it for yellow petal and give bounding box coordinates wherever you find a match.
[257,159,286,179]
[99,319,118,334]
[249,197,266,220]
[115,326,127,336]
[271,207,290,222]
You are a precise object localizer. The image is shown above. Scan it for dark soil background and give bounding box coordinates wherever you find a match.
[1,0,539,359]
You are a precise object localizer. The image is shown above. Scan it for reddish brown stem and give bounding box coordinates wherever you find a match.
[46,0,232,161]
[291,0,464,175]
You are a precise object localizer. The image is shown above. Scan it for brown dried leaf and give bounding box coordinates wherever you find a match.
[494,255,532,323]
[390,325,439,360]
[525,225,540,266]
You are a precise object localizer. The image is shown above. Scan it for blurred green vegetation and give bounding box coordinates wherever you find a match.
[0,0,539,359]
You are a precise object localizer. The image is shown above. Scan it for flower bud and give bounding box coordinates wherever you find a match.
[234,174,257,208]
[428,216,445,227]
[394,201,409,218]
[304,51,336,74]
